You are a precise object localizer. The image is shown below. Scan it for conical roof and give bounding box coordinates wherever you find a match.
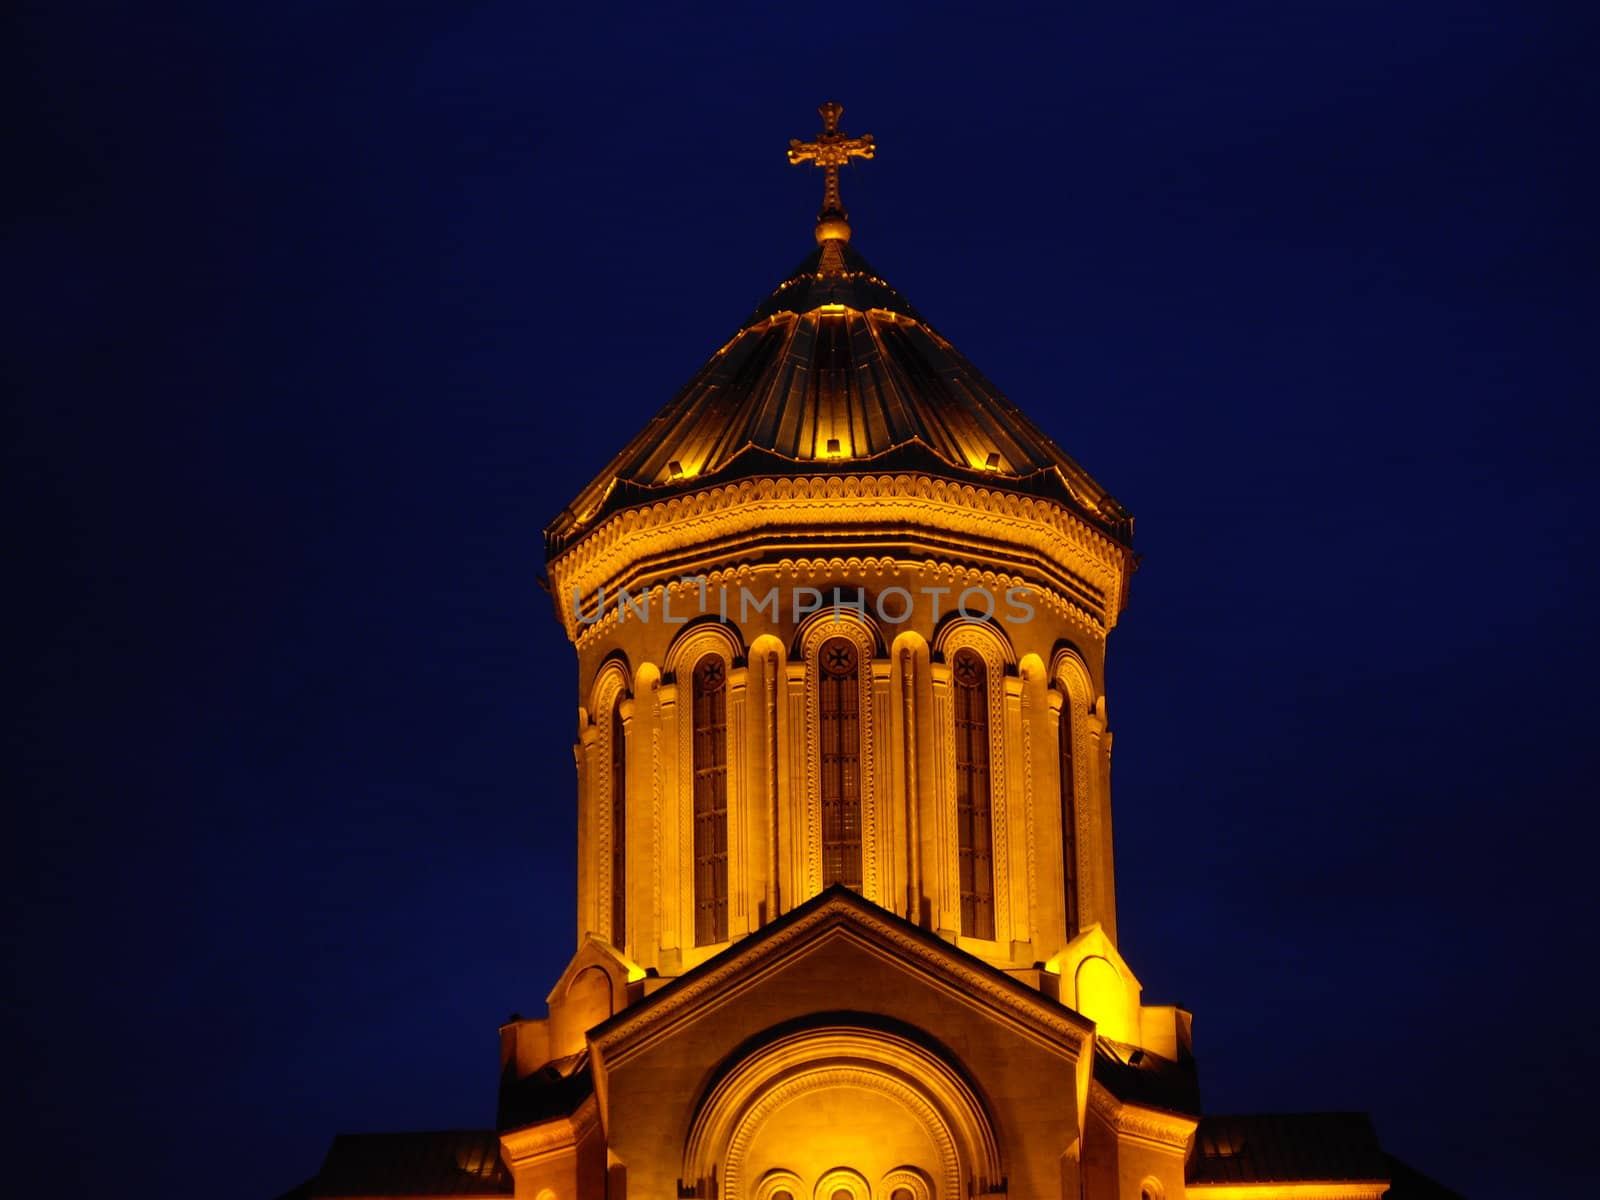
[547,240,1131,553]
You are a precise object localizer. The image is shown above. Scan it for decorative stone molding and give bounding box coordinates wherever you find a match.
[812,1166,872,1200]
[664,619,746,680]
[878,1166,933,1200]
[753,1169,805,1200]
[547,474,1128,644]
[567,556,1106,653]
[501,1092,603,1167]
[1084,1082,1196,1153]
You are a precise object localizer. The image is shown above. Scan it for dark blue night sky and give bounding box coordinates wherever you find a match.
[10,3,1598,1196]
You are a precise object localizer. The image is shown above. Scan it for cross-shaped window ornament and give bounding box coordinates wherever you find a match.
[954,652,985,688]
[822,639,858,677]
[694,657,725,692]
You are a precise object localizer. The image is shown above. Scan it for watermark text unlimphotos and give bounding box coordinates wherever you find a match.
[572,579,1035,626]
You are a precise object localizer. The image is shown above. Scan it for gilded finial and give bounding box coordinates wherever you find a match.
[787,102,876,247]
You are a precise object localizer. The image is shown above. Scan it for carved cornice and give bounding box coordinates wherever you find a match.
[1085,1080,1196,1152]
[500,1092,602,1166]
[568,556,1106,654]
[547,474,1128,643]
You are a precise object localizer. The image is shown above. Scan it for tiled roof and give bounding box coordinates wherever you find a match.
[1187,1112,1389,1185]
[308,1130,512,1197]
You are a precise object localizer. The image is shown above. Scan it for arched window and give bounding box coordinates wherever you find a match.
[818,636,862,889]
[1059,696,1079,940]
[692,654,729,944]
[952,648,995,940]
[610,695,627,946]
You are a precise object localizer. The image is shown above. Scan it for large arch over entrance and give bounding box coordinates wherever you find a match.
[681,1021,1003,1200]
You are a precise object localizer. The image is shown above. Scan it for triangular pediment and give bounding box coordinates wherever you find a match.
[589,886,1093,1068]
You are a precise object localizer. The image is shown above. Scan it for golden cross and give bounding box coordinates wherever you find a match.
[787,102,875,238]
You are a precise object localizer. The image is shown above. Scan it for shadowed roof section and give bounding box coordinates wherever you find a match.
[1187,1112,1390,1186]
[1093,1037,1202,1116]
[546,241,1131,554]
[308,1131,513,1197]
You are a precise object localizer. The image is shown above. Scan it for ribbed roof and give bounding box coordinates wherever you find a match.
[547,241,1131,552]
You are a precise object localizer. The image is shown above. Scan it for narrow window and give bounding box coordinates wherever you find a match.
[953,648,995,939]
[610,695,627,946]
[818,636,862,889]
[692,654,729,944]
[1059,694,1079,939]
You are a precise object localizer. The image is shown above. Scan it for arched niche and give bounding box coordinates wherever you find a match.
[587,654,633,728]
[663,618,745,682]
[796,609,879,902]
[753,1169,804,1200]
[887,631,932,926]
[878,1166,933,1200]
[547,957,622,1058]
[1073,955,1137,1044]
[566,964,614,1019]
[1050,648,1096,945]
[813,1167,870,1200]
[930,619,1014,946]
[588,657,632,949]
[930,616,1016,669]
[746,634,788,926]
[663,619,748,950]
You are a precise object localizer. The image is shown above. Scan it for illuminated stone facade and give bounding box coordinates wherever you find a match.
[509,222,1197,1196]
[295,107,1446,1200]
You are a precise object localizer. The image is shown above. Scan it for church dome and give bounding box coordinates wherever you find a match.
[545,240,1131,555]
